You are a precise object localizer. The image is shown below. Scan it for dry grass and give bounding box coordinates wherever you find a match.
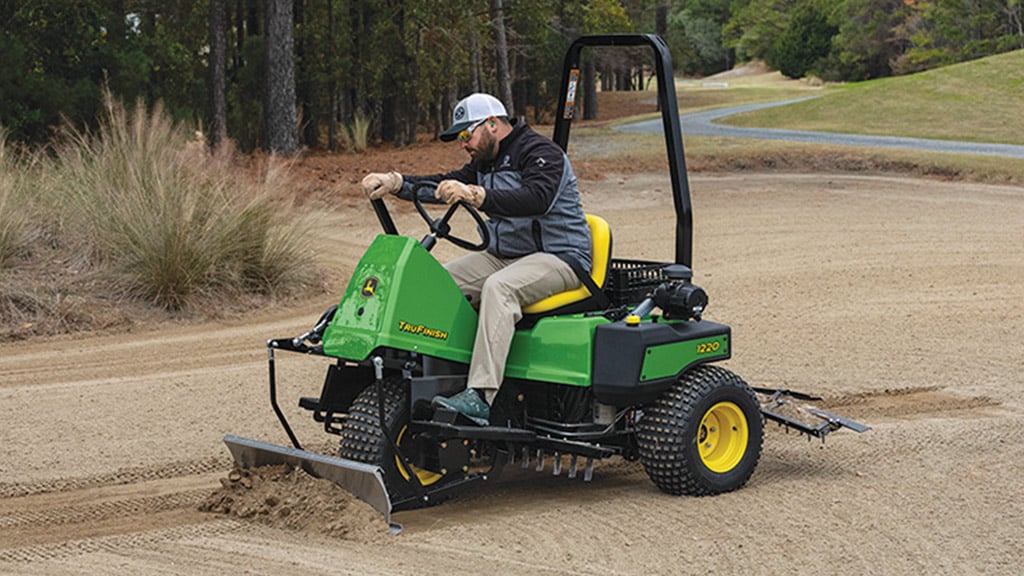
[339,114,372,153]
[0,98,322,340]
[0,134,36,268]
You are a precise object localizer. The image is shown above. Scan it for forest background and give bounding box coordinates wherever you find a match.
[3,0,1024,152]
[2,0,1023,336]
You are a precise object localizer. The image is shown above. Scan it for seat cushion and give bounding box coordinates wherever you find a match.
[522,214,611,315]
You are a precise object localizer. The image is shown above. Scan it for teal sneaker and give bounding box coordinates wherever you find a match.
[432,388,490,426]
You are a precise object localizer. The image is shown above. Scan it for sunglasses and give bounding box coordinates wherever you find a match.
[457,118,487,143]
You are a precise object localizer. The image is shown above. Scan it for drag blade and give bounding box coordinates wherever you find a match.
[223,434,396,532]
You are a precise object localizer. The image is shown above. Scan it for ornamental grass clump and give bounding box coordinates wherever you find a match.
[0,132,35,268]
[340,114,371,153]
[52,97,316,310]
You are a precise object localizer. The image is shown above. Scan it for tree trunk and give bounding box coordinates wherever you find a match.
[327,0,337,151]
[490,0,514,116]
[234,0,243,70]
[264,0,298,155]
[617,67,629,91]
[470,19,482,93]
[513,52,527,120]
[295,0,318,148]
[583,55,598,120]
[208,0,228,150]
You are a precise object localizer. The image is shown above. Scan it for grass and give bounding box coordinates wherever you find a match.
[56,98,319,309]
[720,50,1024,145]
[340,114,371,153]
[572,52,1024,184]
[0,133,37,268]
[0,97,321,339]
[569,127,1024,184]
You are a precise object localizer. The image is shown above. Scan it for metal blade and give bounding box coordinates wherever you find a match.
[223,435,398,533]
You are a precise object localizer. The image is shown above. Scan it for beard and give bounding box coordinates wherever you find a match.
[467,129,498,164]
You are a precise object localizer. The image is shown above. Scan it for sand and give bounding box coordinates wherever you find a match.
[2,171,1022,575]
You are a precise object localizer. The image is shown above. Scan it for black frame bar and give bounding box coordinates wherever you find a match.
[552,33,693,268]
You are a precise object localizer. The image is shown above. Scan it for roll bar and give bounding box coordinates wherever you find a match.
[553,34,693,268]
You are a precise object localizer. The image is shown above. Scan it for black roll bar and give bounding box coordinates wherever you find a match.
[552,34,693,268]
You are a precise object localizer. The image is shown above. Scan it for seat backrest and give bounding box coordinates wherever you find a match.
[521,214,611,315]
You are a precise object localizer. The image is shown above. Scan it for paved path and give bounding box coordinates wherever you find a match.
[615,97,1024,159]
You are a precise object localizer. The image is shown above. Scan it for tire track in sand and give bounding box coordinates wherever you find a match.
[822,386,1003,422]
[0,465,229,564]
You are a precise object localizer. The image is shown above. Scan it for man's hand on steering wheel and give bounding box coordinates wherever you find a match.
[436,179,486,209]
[410,181,490,252]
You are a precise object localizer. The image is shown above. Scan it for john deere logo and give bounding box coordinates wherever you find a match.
[360,277,379,297]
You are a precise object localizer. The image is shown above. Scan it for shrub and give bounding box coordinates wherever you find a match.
[771,5,837,80]
[51,96,317,310]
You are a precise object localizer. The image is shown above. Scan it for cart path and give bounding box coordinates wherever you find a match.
[617,97,1024,158]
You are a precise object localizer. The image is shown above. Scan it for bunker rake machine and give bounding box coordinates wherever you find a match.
[224,34,868,532]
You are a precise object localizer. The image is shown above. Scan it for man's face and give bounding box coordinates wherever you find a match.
[461,120,498,163]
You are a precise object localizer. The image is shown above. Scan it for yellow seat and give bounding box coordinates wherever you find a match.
[522,214,611,315]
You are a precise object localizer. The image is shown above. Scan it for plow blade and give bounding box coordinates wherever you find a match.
[223,434,399,533]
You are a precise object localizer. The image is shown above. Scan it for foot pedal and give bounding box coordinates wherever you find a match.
[432,407,459,424]
[568,455,578,479]
[431,407,489,427]
[583,457,594,482]
[552,452,562,476]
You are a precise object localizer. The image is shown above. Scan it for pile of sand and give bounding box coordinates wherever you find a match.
[200,465,390,542]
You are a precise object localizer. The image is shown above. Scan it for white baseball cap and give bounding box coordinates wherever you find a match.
[440,93,508,142]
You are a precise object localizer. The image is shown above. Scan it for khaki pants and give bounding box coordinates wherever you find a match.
[445,251,579,404]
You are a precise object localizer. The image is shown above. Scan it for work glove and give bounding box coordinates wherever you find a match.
[361,171,403,200]
[436,179,486,208]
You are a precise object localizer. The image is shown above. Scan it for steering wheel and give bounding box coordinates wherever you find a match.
[411,182,491,252]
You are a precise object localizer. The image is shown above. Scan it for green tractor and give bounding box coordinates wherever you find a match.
[224,34,868,532]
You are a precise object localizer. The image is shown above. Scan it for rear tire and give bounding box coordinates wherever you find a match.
[637,365,764,496]
[338,377,447,507]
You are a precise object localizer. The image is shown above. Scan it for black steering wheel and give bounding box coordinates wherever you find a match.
[411,181,491,252]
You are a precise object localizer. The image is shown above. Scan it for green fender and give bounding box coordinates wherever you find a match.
[321,234,606,387]
[322,235,478,364]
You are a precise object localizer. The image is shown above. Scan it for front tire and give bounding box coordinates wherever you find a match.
[637,365,764,496]
[338,377,447,506]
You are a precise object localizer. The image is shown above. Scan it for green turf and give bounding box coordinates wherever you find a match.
[718,50,1024,145]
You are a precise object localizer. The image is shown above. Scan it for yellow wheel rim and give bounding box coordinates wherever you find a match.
[697,402,749,473]
[394,425,444,485]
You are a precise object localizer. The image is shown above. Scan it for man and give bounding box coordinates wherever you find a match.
[361,93,590,426]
